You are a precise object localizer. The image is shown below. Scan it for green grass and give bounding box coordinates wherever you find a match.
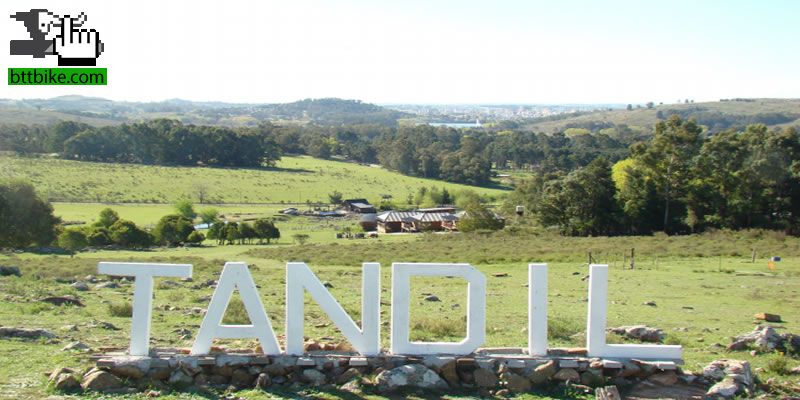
[2,230,799,398]
[0,154,507,204]
[523,98,800,133]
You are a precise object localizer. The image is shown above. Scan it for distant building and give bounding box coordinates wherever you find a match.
[342,199,376,213]
[376,210,459,233]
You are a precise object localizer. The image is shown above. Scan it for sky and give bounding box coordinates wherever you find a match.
[1,0,799,104]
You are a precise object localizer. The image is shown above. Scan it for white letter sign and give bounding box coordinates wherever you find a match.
[285,262,380,355]
[528,263,548,356]
[97,262,192,356]
[390,263,486,355]
[587,264,682,359]
[191,262,280,355]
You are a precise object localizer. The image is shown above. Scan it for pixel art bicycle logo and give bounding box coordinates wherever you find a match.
[10,9,104,66]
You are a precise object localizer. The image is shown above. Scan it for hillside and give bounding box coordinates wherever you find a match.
[0,96,408,127]
[522,98,800,134]
[0,154,506,204]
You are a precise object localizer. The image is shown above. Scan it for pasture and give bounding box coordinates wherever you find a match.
[1,229,799,399]
[0,154,507,204]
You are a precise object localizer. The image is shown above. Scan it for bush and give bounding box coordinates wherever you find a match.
[186,231,205,244]
[0,180,61,248]
[109,219,153,248]
[765,354,790,375]
[153,214,195,246]
[108,302,133,317]
[57,229,88,255]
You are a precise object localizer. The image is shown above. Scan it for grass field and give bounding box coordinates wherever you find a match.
[523,98,800,133]
[0,154,507,204]
[1,229,799,399]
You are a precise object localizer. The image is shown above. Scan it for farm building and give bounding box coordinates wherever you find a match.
[342,199,376,213]
[376,210,459,233]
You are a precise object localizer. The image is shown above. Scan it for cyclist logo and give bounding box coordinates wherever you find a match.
[10,9,104,66]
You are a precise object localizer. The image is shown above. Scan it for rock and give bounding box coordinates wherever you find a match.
[0,266,21,277]
[255,372,270,389]
[707,377,740,398]
[439,360,459,387]
[608,325,665,343]
[340,379,361,393]
[553,368,580,382]
[230,368,254,387]
[109,357,151,379]
[82,370,123,392]
[527,360,557,384]
[424,295,440,302]
[302,369,326,386]
[580,370,604,387]
[322,281,333,288]
[70,282,89,291]
[504,372,531,393]
[61,341,90,352]
[648,371,678,386]
[39,295,84,307]
[96,281,120,289]
[754,312,781,322]
[730,326,781,351]
[0,327,56,339]
[90,321,120,330]
[264,363,288,376]
[60,324,78,332]
[168,370,193,387]
[335,368,361,385]
[492,273,509,277]
[54,373,80,391]
[376,364,447,392]
[473,368,497,388]
[643,301,657,307]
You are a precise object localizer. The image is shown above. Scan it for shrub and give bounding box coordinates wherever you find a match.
[186,231,205,244]
[108,302,133,317]
[57,229,88,255]
[765,354,790,375]
[153,214,195,246]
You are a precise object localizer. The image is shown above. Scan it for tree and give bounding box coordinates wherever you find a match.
[207,222,225,245]
[458,201,505,232]
[186,231,205,245]
[95,208,120,228]
[328,191,343,205]
[195,184,210,204]
[153,215,195,246]
[174,200,197,220]
[86,227,112,246]
[0,180,61,248]
[238,222,257,245]
[626,104,633,111]
[633,115,702,233]
[535,158,622,236]
[253,218,280,244]
[58,229,88,257]
[224,222,240,245]
[292,233,310,245]
[198,208,219,225]
[109,220,153,248]
[646,102,655,109]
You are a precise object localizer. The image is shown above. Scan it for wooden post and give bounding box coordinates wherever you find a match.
[751,248,756,263]
[588,252,593,265]
[630,248,635,270]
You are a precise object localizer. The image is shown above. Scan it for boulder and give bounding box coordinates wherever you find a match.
[376,364,447,392]
[706,377,739,398]
[71,282,89,291]
[230,368,254,387]
[61,341,90,352]
[0,266,21,277]
[96,281,120,289]
[527,360,557,384]
[553,368,580,382]
[82,370,123,392]
[608,325,665,343]
[39,295,84,307]
[168,370,193,387]
[730,325,781,351]
[53,373,80,391]
[473,368,497,388]
[424,295,440,302]
[335,368,361,385]
[648,371,678,386]
[504,372,531,393]
[0,327,56,339]
[302,369,326,386]
[255,372,270,389]
[754,312,781,322]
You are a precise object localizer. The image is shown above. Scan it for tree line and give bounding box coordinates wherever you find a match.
[508,116,800,235]
[1,120,632,186]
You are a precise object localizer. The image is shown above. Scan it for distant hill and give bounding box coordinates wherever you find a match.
[0,96,409,127]
[521,98,800,134]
